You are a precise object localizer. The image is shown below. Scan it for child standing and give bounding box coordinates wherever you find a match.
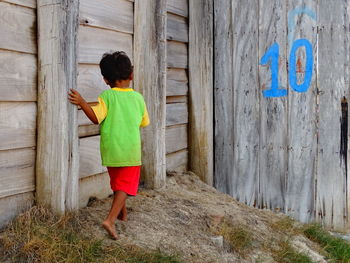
[69,51,150,240]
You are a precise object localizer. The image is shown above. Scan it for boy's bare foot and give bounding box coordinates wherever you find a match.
[117,209,128,222]
[102,220,118,240]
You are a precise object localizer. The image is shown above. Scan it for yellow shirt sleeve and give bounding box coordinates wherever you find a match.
[140,104,150,127]
[91,97,107,124]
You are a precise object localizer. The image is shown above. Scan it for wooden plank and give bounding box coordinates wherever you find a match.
[79,173,112,208]
[167,68,188,96]
[0,50,37,101]
[167,41,188,69]
[166,124,187,154]
[0,102,36,151]
[166,103,188,126]
[134,0,167,188]
[78,124,100,138]
[78,25,133,64]
[285,0,317,223]
[166,96,187,104]
[167,13,188,42]
[167,0,188,17]
[316,0,350,229]
[166,149,188,172]
[37,0,79,213]
[188,0,213,185]
[0,148,35,198]
[79,0,133,34]
[258,0,288,210]
[0,2,36,54]
[0,192,34,229]
[2,0,36,8]
[79,136,106,179]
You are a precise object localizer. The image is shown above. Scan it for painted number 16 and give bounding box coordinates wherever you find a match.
[260,39,313,98]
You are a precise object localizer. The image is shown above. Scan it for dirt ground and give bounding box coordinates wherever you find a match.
[79,171,327,263]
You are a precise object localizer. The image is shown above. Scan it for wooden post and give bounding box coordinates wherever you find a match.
[188,0,214,185]
[36,0,79,213]
[134,0,167,189]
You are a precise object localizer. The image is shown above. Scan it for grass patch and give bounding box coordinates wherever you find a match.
[270,217,296,233]
[304,223,350,262]
[0,206,183,263]
[271,239,313,263]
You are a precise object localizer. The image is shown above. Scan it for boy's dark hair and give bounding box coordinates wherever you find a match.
[99,51,133,84]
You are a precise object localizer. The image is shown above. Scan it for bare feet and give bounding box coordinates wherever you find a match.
[102,220,118,240]
[117,206,128,221]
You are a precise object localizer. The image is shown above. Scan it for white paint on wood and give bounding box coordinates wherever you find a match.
[167,68,188,96]
[167,0,188,17]
[166,124,187,154]
[167,41,188,68]
[166,103,188,126]
[2,0,36,8]
[166,149,188,172]
[167,13,188,42]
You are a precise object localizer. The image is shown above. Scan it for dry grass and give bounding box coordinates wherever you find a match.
[272,239,313,263]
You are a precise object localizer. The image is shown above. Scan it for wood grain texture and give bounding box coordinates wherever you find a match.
[167,13,188,42]
[79,0,133,34]
[0,102,36,151]
[285,0,317,223]
[166,149,188,172]
[0,192,34,229]
[134,0,167,188]
[167,68,188,96]
[167,0,188,17]
[166,96,187,104]
[2,0,36,8]
[258,0,288,211]
[166,124,187,154]
[0,50,37,101]
[188,0,213,185]
[78,124,100,137]
[167,41,188,68]
[0,2,36,54]
[316,0,350,229]
[78,25,133,64]
[0,148,35,199]
[166,103,188,126]
[36,0,79,213]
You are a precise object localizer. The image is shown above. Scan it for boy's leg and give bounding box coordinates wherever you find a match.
[117,201,128,221]
[102,190,128,239]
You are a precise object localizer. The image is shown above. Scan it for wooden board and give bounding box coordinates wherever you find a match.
[167,13,188,42]
[79,136,106,179]
[166,96,187,104]
[316,0,350,229]
[258,0,288,210]
[285,0,317,223]
[0,2,36,54]
[79,173,112,208]
[0,148,35,198]
[0,102,36,151]
[167,41,188,69]
[0,192,34,229]
[166,124,187,154]
[167,68,188,96]
[79,0,133,34]
[0,50,37,101]
[2,0,36,8]
[78,25,133,64]
[166,103,188,126]
[166,149,188,172]
[167,0,188,17]
[79,124,100,138]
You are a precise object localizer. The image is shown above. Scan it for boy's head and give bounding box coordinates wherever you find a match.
[99,51,133,86]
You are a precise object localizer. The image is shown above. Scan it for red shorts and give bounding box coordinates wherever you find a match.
[107,166,141,196]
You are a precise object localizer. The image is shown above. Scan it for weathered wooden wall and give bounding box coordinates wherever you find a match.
[0,0,37,228]
[214,0,350,230]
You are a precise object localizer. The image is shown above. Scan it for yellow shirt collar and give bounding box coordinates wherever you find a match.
[112,87,133,92]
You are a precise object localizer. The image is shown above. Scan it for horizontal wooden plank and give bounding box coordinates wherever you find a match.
[79,172,112,208]
[0,192,34,229]
[2,0,36,8]
[80,0,133,34]
[78,108,94,126]
[166,149,188,172]
[79,136,106,178]
[166,103,188,126]
[167,13,188,42]
[78,25,133,64]
[166,96,187,104]
[0,102,36,151]
[79,124,100,137]
[0,148,35,198]
[166,124,187,154]
[0,50,37,101]
[167,0,188,17]
[167,41,188,68]
[0,2,36,54]
[167,68,188,96]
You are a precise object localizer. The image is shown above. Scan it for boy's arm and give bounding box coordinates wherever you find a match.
[68,89,98,124]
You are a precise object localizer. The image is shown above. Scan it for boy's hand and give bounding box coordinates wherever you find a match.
[69,89,84,106]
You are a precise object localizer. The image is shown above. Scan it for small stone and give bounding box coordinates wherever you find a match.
[211,235,224,248]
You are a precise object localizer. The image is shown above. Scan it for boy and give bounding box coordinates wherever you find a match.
[69,51,150,240]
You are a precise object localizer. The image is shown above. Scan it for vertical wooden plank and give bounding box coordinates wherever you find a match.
[285,0,318,223]
[36,0,79,213]
[134,0,167,188]
[188,0,213,185]
[258,0,288,210]
[316,0,350,229]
